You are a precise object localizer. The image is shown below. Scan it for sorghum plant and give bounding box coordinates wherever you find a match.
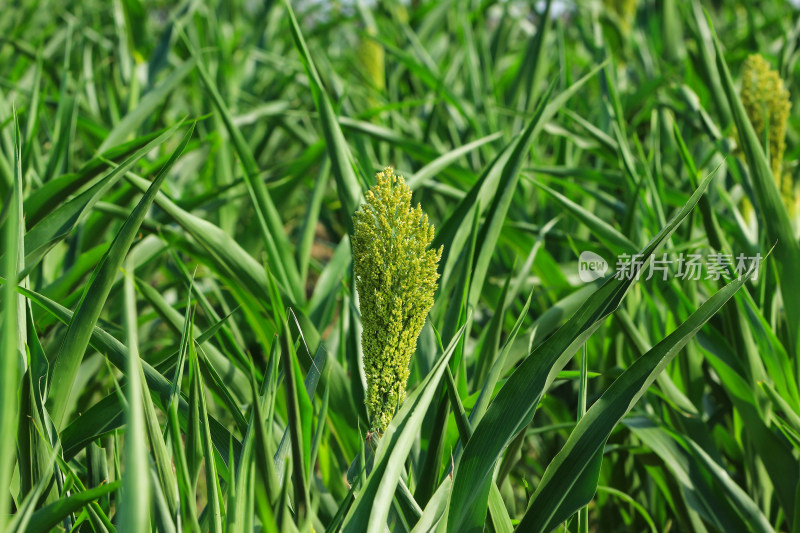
[352,168,442,433]
[740,53,794,213]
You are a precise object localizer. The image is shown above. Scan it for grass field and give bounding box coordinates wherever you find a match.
[2,0,800,531]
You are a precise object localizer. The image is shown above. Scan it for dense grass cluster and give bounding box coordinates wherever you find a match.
[1,0,800,531]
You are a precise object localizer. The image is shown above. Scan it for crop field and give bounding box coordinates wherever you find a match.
[1,0,800,531]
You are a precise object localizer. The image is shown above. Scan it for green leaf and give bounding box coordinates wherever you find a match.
[278,308,312,528]
[410,477,451,533]
[46,123,193,429]
[24,129,163,227]
[448,170,716,533]
[188,327,224,533]
[519,270,754,531]
[98,58,195,152]
[405,132,503,190]
[342,322,467,532]
[1,278,243,466]
[628,417,775,533]
[531,180,637,255]
[284,0,363,223]
[21,122,182,276]
[117,257,151,533]
[0,111,23,533]
[182,31,303,304]
[22,481,120,533]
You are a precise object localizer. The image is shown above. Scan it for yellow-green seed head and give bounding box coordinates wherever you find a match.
[603,0,638,33]
[740,54,791,180]
[352,168,441,433]
[357,29,385,93]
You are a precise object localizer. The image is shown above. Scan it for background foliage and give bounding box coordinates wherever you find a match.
[1,0,799,531]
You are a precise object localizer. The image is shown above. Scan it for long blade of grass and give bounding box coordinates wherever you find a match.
[341,322,467,532]
[434,64,604,304]
[1,280,242,463]
[24,129,163,227]
[188,329,224,533]
[519,269,756,531]
[181,31,303,304]
[627,417,772,532]
[284,0,363,222]
[22,482,119,533]
[405,132,503,190]
[21,121,182,275]
[531,180,637,255]
[0,112,23,533]
[278,315,312,529]
[46,124,193,429]
[448,170,716,532]
[98,58,195,152]
[409,477,451,533]
[117,255,151,533]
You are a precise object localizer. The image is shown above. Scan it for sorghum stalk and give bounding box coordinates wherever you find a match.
[352,168,442,433]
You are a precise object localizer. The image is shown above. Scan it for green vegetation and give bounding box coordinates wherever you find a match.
[1,0,799,531]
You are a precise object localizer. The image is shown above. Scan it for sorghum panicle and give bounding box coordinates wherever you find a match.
[740,54,793,209]
[356,28,385,93]
[352,168,442,433]
[603,0,638,33]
